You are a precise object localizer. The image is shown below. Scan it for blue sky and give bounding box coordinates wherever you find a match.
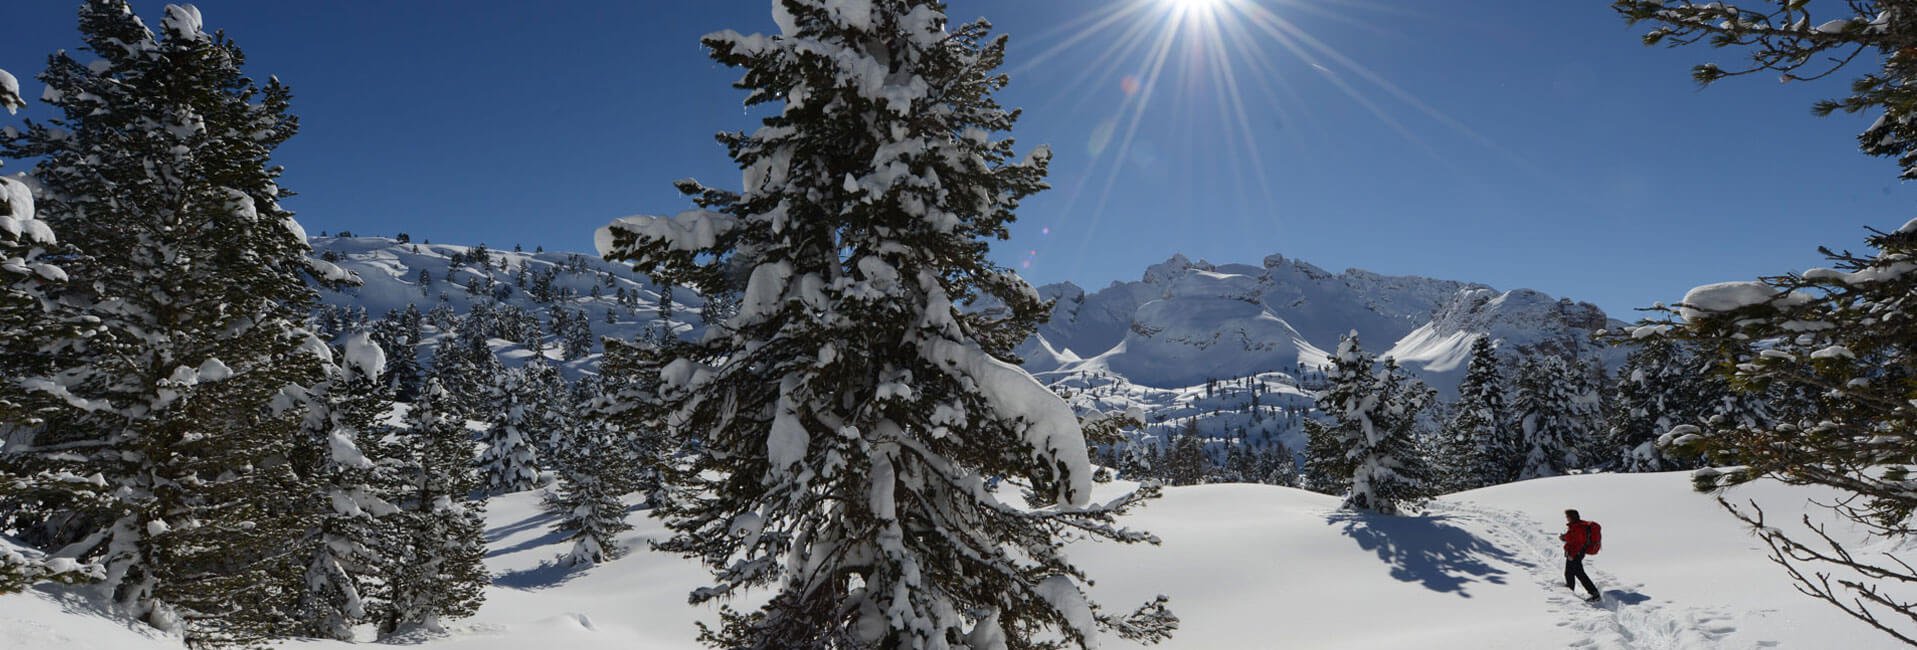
[2,0,1909,319]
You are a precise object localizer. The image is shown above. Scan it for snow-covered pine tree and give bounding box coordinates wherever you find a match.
[596,333,675,507]
[1258,442,1299,488]
[1633,220,1917,643]
[372,306,426,401]
[0,72,105,592]
[518,358,572,457]
[1606,337,1709,472]
[1225,439,1260,483]
[561,308,594,360]
[1345,357,1435,514]
[1116,439,1158,483]
[0,4,357,643]
[1566,356,1612,469]
[1305,333,1434,513]
[383,379,487,637]
[478,366,546,495]
[1438,337,1514,489]
[1164,422,1208,486]
[0,68,68,413]
[597,2,1173,646]
[290,332,404,640]
[1303,334,1374,496]
[543,404,635,567]
[1511,353,1601,479]
[548,306,570,343]
[429,318,503,420]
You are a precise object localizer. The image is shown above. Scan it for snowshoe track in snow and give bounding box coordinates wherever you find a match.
[1435,501,1750,650]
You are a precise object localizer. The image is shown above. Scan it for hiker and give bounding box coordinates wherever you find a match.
[1561,509,1601,602]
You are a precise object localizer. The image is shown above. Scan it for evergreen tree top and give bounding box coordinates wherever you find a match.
[3,0,357,307]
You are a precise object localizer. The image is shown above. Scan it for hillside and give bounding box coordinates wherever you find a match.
[2,473,1899,649]
[306,235,698,376]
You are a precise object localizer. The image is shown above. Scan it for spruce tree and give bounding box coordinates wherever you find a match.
[561,308,594,361]
[1304,335,1373,496]
[0,69,67,408]
[597,334,675,507]
[1606,337,1709,471]
[1308,333,1434,514]
[1225,440,1260,484]
[0,72,104,592]
[383,379,487,637]
[1,4,353,643]
[519,358,572,456]
[544,409,635,567]
[1634,221,1917,642]
[1259,442,1298,488]
[1438,337,1512,489]
[429,318,503,420]
[290,333,404,641]
[478,366,546,494]
[598,2,1173,646]
[372,307,425,401]
[1345,357,1434,514]
[1511,354,1601,479]
[1164,422,1208,487]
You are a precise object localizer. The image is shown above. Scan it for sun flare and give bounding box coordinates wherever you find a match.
[1164,0,1225,15]
[1004,0,1518,261]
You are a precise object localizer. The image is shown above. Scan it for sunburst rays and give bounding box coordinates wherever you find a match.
[1008,0,1522,274]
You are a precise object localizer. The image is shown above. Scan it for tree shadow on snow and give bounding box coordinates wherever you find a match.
[1329,511,1531,598]
[486,501,653,590]
[493,558,592,591]
[486,520,569,560]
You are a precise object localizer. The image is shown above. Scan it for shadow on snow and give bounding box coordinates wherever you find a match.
[1328,510,1531,598]
[486,500,652,591]
[1604,589,1652,606]
[492,559,593,591]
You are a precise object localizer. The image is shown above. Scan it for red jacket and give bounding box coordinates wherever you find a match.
[1561,521,1597,556]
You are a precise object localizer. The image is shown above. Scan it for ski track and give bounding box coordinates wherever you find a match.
[1435,501,1759,650]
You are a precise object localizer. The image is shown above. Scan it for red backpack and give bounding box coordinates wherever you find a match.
[1580,521,1602,555]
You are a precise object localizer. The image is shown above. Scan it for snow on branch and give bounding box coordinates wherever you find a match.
[595,209,738,258]
[920,337,1091,507]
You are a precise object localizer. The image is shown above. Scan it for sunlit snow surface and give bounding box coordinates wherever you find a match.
[2,473,1905,649]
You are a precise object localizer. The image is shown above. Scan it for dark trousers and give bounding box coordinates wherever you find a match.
[1565,554,1599,597]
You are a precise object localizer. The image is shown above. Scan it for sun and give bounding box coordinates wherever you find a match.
[1163,0,1226,16]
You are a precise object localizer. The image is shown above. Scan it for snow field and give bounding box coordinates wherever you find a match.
[2,472,1904,649]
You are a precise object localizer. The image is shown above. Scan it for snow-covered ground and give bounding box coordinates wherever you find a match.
[1,472,1900,649]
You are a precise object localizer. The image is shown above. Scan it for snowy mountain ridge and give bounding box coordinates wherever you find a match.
[306,236,1622,399]
[1022,251,1623,395]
